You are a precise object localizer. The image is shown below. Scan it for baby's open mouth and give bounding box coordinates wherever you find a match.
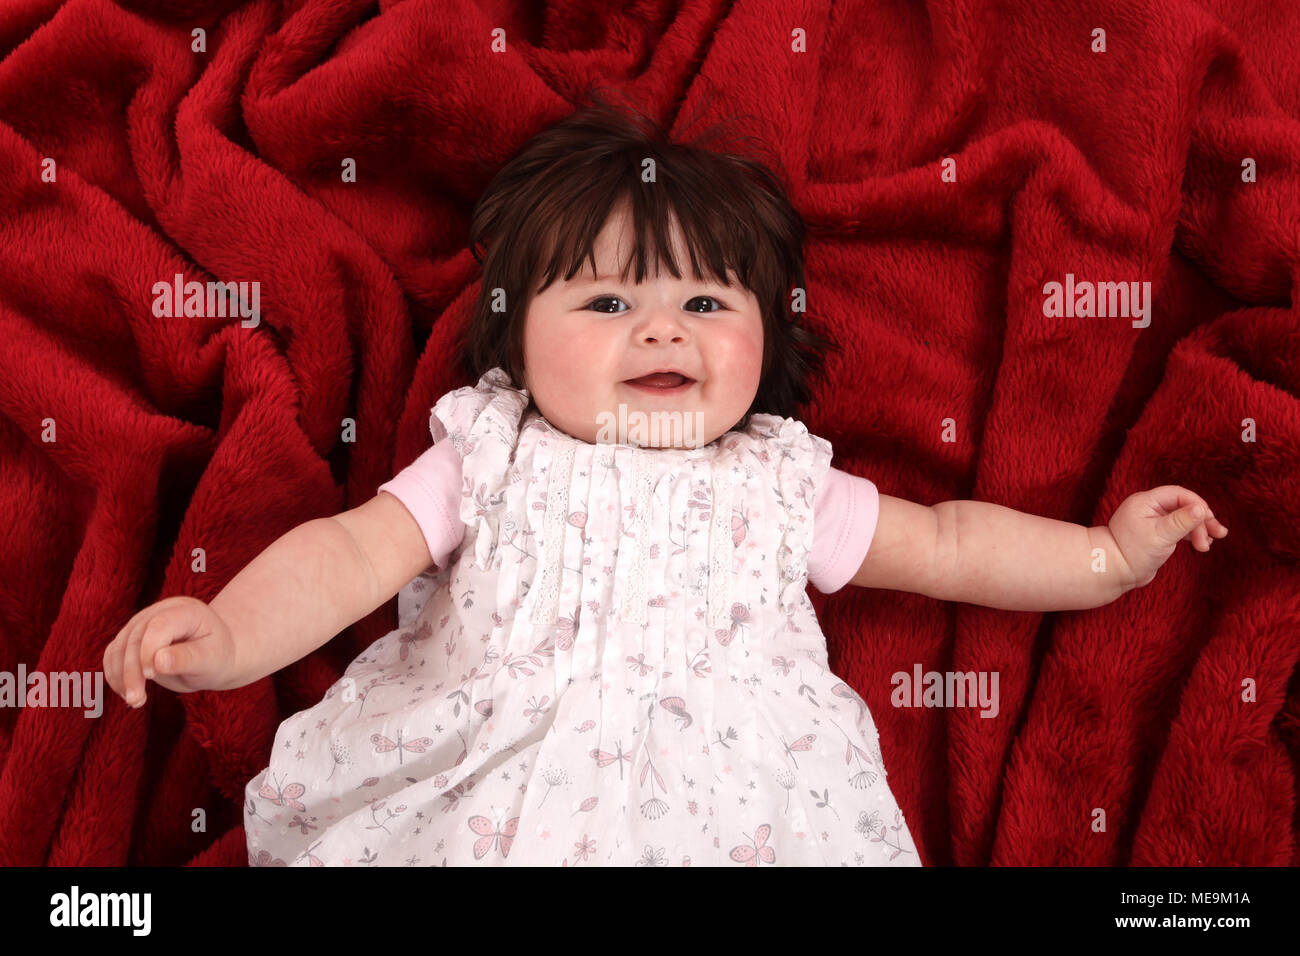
[624,372,694,389]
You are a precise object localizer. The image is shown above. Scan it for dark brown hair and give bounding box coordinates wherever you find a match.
[458,87,838,433]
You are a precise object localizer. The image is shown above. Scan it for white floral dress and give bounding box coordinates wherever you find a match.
[244,368,919,866]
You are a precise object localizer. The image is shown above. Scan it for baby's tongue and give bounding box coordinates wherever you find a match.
[628,372,688,387]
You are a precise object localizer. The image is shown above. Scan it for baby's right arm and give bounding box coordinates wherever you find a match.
[213,492,435,689]
[105,492,434,705]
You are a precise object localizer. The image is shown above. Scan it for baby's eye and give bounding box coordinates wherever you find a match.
[587,296,628,314]
[685,296,723,313]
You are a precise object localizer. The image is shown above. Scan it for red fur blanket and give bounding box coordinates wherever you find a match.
[0,0,1296,865]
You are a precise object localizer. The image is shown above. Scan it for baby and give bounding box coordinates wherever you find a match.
[104,100,1227,867]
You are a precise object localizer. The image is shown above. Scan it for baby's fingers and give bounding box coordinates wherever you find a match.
[102,627,128,701]
[104,606,160,701]
[138,625,184,688]
[148,637,213,690]
[1192,511,1229,551]
[1158,502,1208,546]
[105,607,161,705]
[108,597,205,708]
[119,617,150,707]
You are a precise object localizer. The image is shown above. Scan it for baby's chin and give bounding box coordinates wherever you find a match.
[588,404,724,449]
[534,395,734,448]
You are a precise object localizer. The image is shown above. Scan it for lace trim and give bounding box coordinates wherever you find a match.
[770,431,832,609]
[621,449,654,625]
[707,467,735,629]
[529,441,575,627]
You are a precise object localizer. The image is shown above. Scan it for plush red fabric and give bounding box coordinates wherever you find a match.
[0,0,1296,867]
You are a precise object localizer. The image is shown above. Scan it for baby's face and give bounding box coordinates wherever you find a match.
[521,201,764,447]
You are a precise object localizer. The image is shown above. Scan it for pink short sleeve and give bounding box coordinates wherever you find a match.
[807,466,881,594]
[376,438,466,571]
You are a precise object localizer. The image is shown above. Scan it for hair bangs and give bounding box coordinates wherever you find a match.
[529,176,754,300]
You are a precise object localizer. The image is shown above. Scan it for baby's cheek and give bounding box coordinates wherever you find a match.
[720,329,764,391]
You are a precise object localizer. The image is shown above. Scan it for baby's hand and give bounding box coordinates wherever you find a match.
[103,596,238,708]
[1107,485,1228,589]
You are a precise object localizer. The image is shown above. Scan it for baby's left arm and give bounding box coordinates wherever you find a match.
[848,485,1228,611]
